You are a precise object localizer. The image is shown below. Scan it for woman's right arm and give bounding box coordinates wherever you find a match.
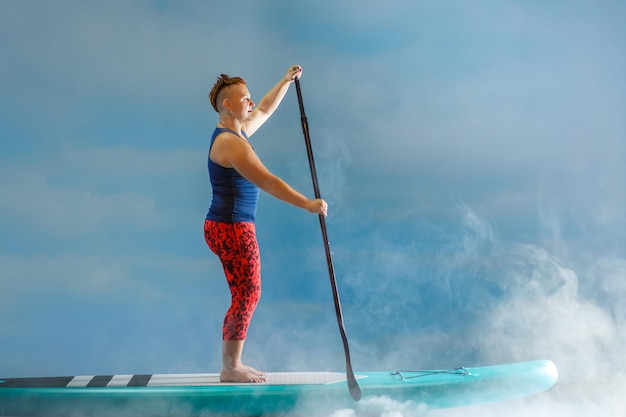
[212,133,327,216]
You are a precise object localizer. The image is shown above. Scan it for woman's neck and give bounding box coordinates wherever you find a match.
[217,114,242,132]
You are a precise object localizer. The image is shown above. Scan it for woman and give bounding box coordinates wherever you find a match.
[204,65,328,383]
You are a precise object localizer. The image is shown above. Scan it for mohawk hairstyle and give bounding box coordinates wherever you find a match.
[208,74,247,112]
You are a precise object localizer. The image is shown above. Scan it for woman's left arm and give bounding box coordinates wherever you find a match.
[243,65,302,136]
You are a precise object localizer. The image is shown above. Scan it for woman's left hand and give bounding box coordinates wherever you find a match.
[285,65,303,82]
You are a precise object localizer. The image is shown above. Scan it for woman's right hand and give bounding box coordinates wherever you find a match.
[305,198,328,216]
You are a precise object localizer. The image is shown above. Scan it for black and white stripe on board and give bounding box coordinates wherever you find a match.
[0,372,352,388]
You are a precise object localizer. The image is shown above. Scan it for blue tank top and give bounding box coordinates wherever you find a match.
[206,128,260,223]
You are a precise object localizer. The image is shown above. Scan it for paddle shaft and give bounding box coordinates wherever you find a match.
[294,78,361,401]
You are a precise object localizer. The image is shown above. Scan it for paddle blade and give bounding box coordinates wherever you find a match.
[347,371,362,401]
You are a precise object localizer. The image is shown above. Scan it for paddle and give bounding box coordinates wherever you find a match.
[294,77,362,401]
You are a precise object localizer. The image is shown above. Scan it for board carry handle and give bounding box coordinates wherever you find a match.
[294,77,362,401]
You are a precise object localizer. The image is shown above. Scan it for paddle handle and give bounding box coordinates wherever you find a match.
[294,78,361,401]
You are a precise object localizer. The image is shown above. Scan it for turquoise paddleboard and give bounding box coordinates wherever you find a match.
[0,359,557,416]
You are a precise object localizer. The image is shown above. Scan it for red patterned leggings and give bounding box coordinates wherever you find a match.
[204,220,261,341]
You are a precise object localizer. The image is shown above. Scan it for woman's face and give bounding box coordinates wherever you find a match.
[225,83,255,121]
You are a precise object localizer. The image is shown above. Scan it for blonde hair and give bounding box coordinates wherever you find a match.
[208,74,247,112]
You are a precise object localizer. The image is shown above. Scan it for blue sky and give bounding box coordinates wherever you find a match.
[1,1,625,415]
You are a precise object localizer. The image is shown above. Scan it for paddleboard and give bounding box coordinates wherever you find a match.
[0,359,557,416]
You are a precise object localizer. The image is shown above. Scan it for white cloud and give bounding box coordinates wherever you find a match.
[0,145,205,236]
[0,163,161,236]
[0,2,624,414]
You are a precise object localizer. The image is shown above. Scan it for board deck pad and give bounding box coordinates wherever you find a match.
[0,372,360,388]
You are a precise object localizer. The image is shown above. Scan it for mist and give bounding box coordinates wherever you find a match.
[1,1,624,416]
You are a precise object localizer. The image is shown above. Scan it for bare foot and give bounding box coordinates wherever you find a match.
[245,365,266,377]
[220,366,266,383]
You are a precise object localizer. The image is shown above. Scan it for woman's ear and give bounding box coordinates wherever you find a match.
[222,98,231,112]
